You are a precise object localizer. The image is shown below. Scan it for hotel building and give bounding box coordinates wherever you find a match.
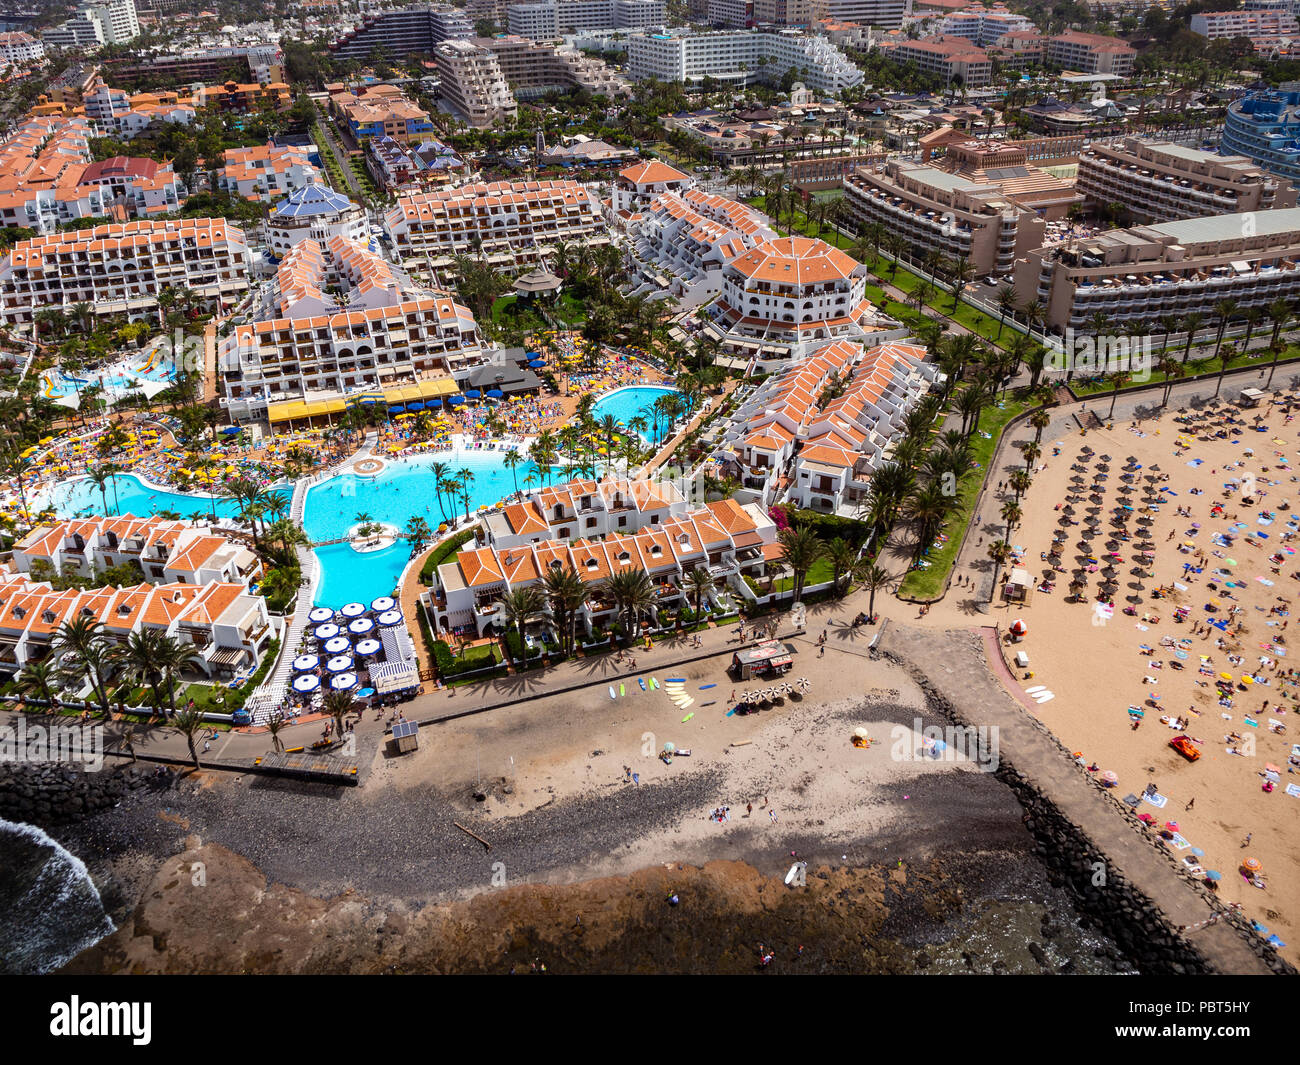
[0,218,250,325]
[384,179,607,274]
[1221,90,1300,186]
[704,235,898,364]
[217,143,324,201]
[843,159,1047,276]
[625,187,777,300]
[888,35,993,88]
[219,234,480,420]
[330,84,435,145]
[718,339,939,513]
[1013,207,1300,333]
[265,183,369,256]
[429,489,783,637]
[1046,30,1135,75]
[1076,137,1296,224]
[937,4,1034,44]
[435,38,518,127]
[329,4,473,59]
[625,29,864,94]
[1190,8,1299,37]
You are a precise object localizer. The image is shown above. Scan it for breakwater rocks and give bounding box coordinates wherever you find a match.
[872,639,1295,976]
[0,762,155,828]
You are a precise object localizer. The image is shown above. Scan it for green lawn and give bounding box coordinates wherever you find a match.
[767,555,835,596]
[898,395,1028,600]
[1069,344,1299,401]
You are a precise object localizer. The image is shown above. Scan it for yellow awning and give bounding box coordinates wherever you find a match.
[303,397,346,417]
[268,400,309,424]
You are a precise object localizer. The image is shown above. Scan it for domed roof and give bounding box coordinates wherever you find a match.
[726,236,861,285]
[272,183,358,220]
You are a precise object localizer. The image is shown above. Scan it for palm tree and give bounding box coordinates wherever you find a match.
[1000,499,1022,543]
[88,464,116,516]
[54,615,115,716]
[860,563,892,619]
[1213,343,1235,398]
[502,448,524,498]
[113,628,168,712]
[995,286,1018,339]
[1028,406,1051,443]
[777,526,824,602]
[987,540,1012,603]
[1019,440,1041,474]
[1180,312,1204,369]
[1106,369,1131,419]
[541,563,587,655]
[264,709,288,753]
[1008,468,1032,501]
[685,566,714,621]
[172,706,207,769]
[500,586,543,664]
[1211,298,1239,369]
[323,689,354,741]
[457,467,475,521]
[603,567,655,644]
[15,659,58,706]
[904,483,952,561]
[825,537,860,598]
[430,461,452,524]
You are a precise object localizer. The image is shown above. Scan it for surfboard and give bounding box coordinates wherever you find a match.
[726,708,736,717]
[700,701,716,707]
[650,677,659,689]
[700,683,717,690]
[619,683,625,697]
[681,712,694,723]
[638,677,646,691]
[784,862,805,886]
[666,677,685,683]
[609,686,616,700]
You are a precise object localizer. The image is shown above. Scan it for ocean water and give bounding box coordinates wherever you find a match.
[0,819,115,974]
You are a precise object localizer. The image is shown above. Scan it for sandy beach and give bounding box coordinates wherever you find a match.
[49,636,1130,974]
[967,392,1300,963]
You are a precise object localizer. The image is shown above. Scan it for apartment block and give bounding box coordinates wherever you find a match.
[0,32,45,66]
[1013,207,1300,333]
[1046,30,1135,75]
[509,0,666,37]
[265,183,368,255]
[937,4,1034,44]
[0,218,250,325]
[479,34,628,99]
[754,0,830,25]
[431,487,781,637]
[219,235,481,420]
[1190,8,1299,37]
[384,179,607,272]
[889,35,992,88]
[331,84,435,144]
[1076,137,1296,224]
[822,0,909,27]
[435,38,517,127]
[718,339,939,513]
[625,186,777,300]
[105,45,285,87]
[330,4,473,59]
[1222,90,1300,185]
[705,235,895,363]
[842,159,1047,275]
[43,0,140,49]
[217,143,324,201]
[612,158,693,214]
[626,28,864,94]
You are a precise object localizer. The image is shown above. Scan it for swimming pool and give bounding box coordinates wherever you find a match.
[44,356,177,400]
[301,446,538,607]
[589,386,682,443]
[46,473,290,521]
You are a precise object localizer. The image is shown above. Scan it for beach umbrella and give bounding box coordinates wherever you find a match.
[324,635,351,655]
[221,425,241,435]
[330,672,358,692]
[1100,770,1118,784]
[408,401,426,411]
[357,687,375,698]
[427,398,442,408]
[314,623,340,640]
[341,602,366,618]
[292,653,319,673]
[309,607,334,623]
[326,654,354,673]
[292,673,320,694]
[1243,857,1261,872]
[1205,870,1222,881]
[853,726,869,740]
[465,389,481,399]
[377,609,403,626]
[348,617,375,636]
[528,359,545,368]
[796,676,811,693]
[355,638,382,657]
[371,596,396,612]
[1164,821,1179,832]
[663,742,675,754]
[1191,847,1205,857]
[1009,618,1027,635]
[486,389,504,399]
[389,404,406,414]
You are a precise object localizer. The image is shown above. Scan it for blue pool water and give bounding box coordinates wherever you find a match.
[589,386,682,443]
[300,447,536,607]
[47,473,290,521]
[46,358,177,400]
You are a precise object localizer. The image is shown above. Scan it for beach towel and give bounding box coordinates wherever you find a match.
[1143,792,1169,809]
[1188,459,1204,466]
[1170,833,1191,850]
[1287,784,1300,799]
[1245,717,1258,727]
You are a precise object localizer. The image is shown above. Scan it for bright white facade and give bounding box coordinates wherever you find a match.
[626,29,864,93]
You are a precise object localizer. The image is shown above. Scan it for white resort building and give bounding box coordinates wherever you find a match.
[384,179,607,275]
[717,339,940,514]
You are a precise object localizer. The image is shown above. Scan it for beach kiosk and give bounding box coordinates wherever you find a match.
[1003,567,1034,604]
[1237,387,1266,409]
[730,639,795,680]
[391,719,419,754]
